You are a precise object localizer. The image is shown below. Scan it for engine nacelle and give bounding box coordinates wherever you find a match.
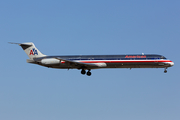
[41,58,60,65]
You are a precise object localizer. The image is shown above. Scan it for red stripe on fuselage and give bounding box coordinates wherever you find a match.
[79,60,172,63]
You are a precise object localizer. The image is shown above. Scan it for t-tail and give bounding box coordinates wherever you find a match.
[9,42,46,59]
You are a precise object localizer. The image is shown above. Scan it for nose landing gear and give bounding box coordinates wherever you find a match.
[164,67,167,73]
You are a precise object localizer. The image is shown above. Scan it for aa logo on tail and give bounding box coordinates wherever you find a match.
[29,48,38,55]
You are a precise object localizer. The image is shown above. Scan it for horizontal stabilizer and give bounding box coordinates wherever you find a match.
[8,42,21,45]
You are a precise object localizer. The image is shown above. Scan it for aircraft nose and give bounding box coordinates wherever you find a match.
[170,61,174,66]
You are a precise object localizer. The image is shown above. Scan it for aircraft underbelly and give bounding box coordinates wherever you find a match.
[42,61,168,69]
[106,62,167,68]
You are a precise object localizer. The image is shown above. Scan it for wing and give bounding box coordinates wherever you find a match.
[55,57,100,69]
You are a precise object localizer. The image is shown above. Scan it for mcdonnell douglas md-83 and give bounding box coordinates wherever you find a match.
[10,42,174,76]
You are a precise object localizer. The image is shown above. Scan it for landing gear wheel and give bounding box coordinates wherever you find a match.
[81,69,86,75]
[164,67,167,73]
[87,71,91,76]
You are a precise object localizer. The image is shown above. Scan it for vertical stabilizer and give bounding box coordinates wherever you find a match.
[17,42,46,59]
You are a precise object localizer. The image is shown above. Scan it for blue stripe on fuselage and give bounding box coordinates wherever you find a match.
[34,54,167,61]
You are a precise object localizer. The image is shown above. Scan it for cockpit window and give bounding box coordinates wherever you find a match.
[160,56,166,59]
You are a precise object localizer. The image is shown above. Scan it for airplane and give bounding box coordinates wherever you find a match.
[9,42,174,76]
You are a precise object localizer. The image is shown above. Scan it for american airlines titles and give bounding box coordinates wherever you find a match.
[125,55,146,58]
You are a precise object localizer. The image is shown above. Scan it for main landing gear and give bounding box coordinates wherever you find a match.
[164,67,167,73]
[81,69,92,76]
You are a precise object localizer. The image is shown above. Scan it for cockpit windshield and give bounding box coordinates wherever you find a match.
[160,56,166,59]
